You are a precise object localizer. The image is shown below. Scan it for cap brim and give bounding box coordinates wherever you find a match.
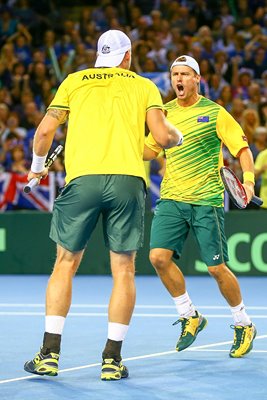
[95,52,125,68]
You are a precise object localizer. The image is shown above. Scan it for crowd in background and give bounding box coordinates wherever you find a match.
[0,0,267,210]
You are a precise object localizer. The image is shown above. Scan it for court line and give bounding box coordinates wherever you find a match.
[0,311,267,318]
[1,335,267,385]
[0,303,267,310]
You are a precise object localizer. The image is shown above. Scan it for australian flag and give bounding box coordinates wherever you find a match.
[0,172,56,211]
[197,116,209,122]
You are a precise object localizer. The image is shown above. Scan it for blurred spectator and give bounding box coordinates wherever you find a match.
[217,85,233,112]
[216,24,236,54]
[1,111,26,143]
[0,42,19,78]
[232,68,254,101]
[240,108,260,144]
[230,98,246,124]
[250,125,267,161]
[10,62,30,104]
[8,143,29,173]
[220,3,235,29]
[244,46,267,79]
[258,101,267,126]
[77,6,92,40]
[255,146,267,209]
[10,26,32,67]
[209,73,225,102]
[19,100,40,130]
[28,61,53,106]
[249,125,267,199]
[246,82,263,110]
[0,103,10,127]
[0,6,18,46]
[236,16,254,42]
[146,38,168,71]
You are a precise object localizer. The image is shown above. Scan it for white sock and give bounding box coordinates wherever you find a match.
[45,316,66,334]
[231,301,251,326]
[108,322,129,341]
[173,291,196,318]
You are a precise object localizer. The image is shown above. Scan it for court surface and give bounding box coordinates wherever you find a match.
[0,274,266,400]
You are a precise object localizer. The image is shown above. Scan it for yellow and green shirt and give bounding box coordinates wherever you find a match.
[48,67,163,184]
[145,96,249,207]
[255,149,267,209]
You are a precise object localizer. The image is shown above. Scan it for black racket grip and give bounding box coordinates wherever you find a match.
[251,195,263,206]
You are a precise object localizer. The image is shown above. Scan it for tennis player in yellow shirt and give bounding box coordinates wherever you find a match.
[24,30,183,381]
[144,55,256,359]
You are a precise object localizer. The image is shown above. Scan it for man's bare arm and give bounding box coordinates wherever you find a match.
[237,147,255,202]
[146,108,183,149]
[47,108,69,124]
[33,109,68,156]
[27,108,68,182]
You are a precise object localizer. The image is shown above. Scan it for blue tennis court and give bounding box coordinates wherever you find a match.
[0,275,266,400]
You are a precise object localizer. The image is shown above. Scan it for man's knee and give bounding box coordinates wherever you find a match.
[149,248,172,272]
[208,263,229,279]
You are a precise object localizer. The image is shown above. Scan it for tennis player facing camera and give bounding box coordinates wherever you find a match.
[144,55,257,358]
[24,30,183,381]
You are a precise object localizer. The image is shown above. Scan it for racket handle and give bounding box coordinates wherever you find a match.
[23,178,39,194]
[251,195,263,207]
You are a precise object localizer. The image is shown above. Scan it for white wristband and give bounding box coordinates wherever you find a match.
[31,151,47,173]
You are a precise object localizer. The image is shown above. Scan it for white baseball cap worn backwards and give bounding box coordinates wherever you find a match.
[95,29,131,68]
[170,55,200,75]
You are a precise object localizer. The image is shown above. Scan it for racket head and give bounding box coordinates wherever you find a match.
[220,166,248,209]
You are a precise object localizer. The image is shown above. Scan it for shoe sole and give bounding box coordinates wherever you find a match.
[176,316,208,352]
[101,365,129,381]
[229,326,257,358]
[24,363,58,376]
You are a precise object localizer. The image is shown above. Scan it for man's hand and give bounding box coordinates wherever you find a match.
[27,167,49,184]
[243,181,255,203]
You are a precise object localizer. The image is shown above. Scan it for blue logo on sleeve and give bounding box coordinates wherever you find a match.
[197,116,209,122]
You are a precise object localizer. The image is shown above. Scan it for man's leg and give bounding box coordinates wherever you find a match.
[149,248,186,296]
[101,250,136,380]
[24,244,84,376]
[208,263,243,307]
[149,248,207,351]
[208,263,256,357]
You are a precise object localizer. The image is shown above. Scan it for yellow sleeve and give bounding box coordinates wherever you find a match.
[255,150,267,170]
[145,132,163,154]
[48,76,70,111]
[145,79,164,112]
[216,107,249,157]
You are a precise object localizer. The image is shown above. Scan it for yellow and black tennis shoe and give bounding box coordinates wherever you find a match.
[229,323,257,358]
[24,350,59,376]
[101,358,129,381]
[173,311,208,352]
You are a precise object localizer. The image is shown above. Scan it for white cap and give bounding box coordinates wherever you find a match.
[170,55,200,75]
[95,30,131,68]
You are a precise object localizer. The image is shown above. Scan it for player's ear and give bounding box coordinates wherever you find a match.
[195,74,201,84]
[125,50,131,60]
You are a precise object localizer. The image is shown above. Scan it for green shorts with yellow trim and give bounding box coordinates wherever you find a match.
[150,199,229,266]
[50,174,146,253]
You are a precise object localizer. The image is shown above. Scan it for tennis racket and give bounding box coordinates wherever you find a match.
[23,145,63,194]
[220,166,263,209]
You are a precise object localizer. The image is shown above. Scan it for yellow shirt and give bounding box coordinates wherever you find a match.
[255,149,267,208]
[145,96,249,207]
[48,67,163,184]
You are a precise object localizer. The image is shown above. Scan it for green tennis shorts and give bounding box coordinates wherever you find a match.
[50,175,146,252]
[150,199,229,266]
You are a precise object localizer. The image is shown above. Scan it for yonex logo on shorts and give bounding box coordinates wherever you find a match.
[213,254,220,260]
